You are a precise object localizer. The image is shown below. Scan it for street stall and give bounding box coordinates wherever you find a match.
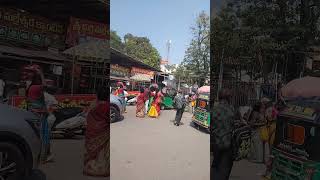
[266,77,320,180]
[111,48,159,96]
[64,17,109,94]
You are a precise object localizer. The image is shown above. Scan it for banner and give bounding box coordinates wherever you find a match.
[131,67,154,77]
[0,7,66,48]
[66,17,109,46]
[111,64,130,77]
[11,94,96,112]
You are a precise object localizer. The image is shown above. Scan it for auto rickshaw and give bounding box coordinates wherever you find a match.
[267,77,320,180]
[160,87,176,110]
[192,86,210,131]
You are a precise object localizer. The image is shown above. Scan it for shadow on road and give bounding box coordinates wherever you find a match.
[25,169,47,180]
[189,122,210,134]
[111,115,125,124]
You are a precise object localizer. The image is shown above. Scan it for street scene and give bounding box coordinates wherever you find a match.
[0,1,109,180]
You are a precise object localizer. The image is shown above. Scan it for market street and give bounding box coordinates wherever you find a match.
[33,106,264,180]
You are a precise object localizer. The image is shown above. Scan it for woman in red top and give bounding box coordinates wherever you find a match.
[25,65,53,163]
[84,87,109,177]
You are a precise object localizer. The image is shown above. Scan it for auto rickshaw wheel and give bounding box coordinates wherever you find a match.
[161,105,164,110]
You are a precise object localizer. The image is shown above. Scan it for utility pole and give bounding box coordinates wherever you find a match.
[166,40,171,63]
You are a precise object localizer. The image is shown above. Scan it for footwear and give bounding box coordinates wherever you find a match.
[45,154,54,163]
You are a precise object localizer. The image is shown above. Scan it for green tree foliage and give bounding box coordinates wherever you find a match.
[124,34,161,69]
[181,11,210,86]
[110,30,161,69]
[211,0,320,81]
[110,30,125,52]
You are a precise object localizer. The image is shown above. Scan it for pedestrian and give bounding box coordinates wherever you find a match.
[147,87,159,118]
[211,89,235,180]
[173,90,186,126]
[248,99,268,164]
[144,86,150,115]
[155,90,164,115]
[84,87,109,177]
[115,82,126,112]
[136,87,145,118]
[25,65,53,163]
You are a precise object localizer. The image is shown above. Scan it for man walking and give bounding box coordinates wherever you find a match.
[211,89,235,180]
[173,90,186,126]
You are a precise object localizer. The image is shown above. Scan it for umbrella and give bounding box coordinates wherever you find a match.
[63,40,109,62]
[197,86,210,93]
[281,76,320,98]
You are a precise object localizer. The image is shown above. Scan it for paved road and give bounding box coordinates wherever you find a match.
[111,106,210,180]
[39,137,109,180]
[35,106,264,180]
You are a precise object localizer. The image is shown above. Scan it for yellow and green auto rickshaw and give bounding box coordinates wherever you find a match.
[192,86,210,131]
[267,77,320,180]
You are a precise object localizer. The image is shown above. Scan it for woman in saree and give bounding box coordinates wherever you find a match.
[148,87,158,118]
[136,88,145,118]
[25,65,53,163]
[84,87,109,177]
[155,91,163,115]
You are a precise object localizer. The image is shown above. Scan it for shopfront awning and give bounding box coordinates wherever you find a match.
[130,74,152,82]
[0,44,70,62]
[111,48,160,72]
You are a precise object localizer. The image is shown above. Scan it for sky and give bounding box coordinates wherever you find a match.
[111,0,210,65]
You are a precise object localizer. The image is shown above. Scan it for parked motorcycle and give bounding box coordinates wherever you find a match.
[50,105,87,138]
[44,92,87,138]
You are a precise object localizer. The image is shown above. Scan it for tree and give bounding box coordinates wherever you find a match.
[211,0,320,81]
[110,30,125,52]
[124,34,161,69]
[182,11,210,86]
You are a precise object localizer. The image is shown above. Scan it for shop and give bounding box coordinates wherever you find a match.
[0,6,69,96]
[0,3,109,96]
[110,48,159,93]
[64,16,109,94]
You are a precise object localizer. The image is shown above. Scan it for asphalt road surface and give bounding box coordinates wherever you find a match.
[111,106,210,180]
[34,106,264,180]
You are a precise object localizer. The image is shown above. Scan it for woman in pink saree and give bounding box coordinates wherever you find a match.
[84,87,109,177]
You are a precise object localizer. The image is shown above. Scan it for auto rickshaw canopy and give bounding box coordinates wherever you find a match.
[281,76,320,98]
[197,86,210,94]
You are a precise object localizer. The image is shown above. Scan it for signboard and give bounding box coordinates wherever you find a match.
[198,94,209,100]
[10,94,96,112]
[0,7,66,48]
[110,64,130,78]
[131,67,154,77]
[283,105,317,120]
[66,17,109,46]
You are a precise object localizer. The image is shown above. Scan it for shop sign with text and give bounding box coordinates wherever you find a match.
[66,17,109,46]
[0,7,66,48]
[131,67,154,77]
[111,64,130,77]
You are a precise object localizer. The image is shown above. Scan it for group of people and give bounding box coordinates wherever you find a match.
[211,88,282,180]
[21,64,109,177]
[136,85,163,118]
